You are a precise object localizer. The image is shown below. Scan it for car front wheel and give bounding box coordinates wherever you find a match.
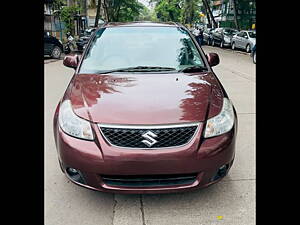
[51,46,62,59]
[232,42,235,50]
[246,44,251,53]
[253,51,256,64]
[220,41,224,48]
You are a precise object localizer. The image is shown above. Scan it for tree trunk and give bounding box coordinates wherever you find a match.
[202,0,217,28]
[94,0,101,27]
[231,0,240,30]
[102,0,110,22]
[204,6,212,28]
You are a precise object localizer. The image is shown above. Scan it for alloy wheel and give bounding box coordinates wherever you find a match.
[246,45,250,53]
[52,46,62,59]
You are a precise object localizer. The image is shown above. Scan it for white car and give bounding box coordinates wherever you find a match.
[231,30,256,53]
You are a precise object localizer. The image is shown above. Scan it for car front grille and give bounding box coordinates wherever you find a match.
[98,123,200,149]
[101,173,198,187]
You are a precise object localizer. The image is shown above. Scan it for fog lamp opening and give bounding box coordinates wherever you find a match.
[66,167,86,184]
[211,164,229,182]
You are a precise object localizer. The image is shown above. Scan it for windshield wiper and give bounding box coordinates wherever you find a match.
[98,66,176,74]
[178,65,208,73]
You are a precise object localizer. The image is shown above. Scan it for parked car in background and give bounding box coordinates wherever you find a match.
[76,28,97,51]
[231,30,256,53]
[211,27,238,48]
[44,32,63,59]
[203,27,215,45]
[251,44,256,64]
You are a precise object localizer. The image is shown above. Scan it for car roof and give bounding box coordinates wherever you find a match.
[101,21,182,28]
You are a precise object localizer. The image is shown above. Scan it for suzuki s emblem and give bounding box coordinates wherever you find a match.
[141,131,158,147]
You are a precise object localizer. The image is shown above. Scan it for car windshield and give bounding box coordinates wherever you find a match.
[248,31,256,38]
[79,26,205,73]
[224,29,237,35]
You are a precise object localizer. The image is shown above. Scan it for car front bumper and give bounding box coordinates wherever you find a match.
[223,41,231,47]
[53,111,237,194]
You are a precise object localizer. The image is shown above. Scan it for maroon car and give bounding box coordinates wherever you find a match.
[53,22,237,194]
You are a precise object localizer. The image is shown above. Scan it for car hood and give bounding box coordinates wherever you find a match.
[66,72,224,125]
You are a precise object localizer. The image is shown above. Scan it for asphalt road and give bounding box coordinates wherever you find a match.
[45,45,255,225]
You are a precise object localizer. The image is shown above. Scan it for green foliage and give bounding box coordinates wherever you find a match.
[103,0,144,22]
[154,0,182,22]
[181,0,201,25]
[60,5,81,33]
[152,0,201,25]
[52,0,66,10]
[137,5,152,21]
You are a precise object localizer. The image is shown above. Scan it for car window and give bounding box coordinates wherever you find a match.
[224,29,237,35]
[248,31,256,38]
[80,27,205,73]
[238,32,245,37]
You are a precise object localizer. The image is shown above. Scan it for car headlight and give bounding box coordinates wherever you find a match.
[204,98,235,138]
[58,39,63,45]
[224,36,231,43]
[58,100,94,140]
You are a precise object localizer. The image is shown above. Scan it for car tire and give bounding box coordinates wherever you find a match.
[232,42,235,50]
[253,51,256,64]
[51,46,62,59]
[246,44,251,53]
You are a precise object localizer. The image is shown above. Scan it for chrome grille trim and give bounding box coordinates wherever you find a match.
[99,122,201,129]
[97,122,201,149]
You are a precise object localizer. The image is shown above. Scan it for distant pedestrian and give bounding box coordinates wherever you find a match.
[196,28,204,46]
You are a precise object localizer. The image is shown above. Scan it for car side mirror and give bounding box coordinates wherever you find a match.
[207,53,220,67]
[63,55,79,69]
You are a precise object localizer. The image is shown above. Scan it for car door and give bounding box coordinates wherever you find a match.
[242,32,250,49]
[214,28,222,44]
[44,33,53,55]
[240,32,249,50]
[232,32,240,46]
[236,32,245,48]
[203,28,208,42]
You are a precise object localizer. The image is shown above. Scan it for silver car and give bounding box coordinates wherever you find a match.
[231,30,256,53]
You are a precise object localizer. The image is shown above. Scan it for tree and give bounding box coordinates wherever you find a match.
[202,0,217,28]
[181,0,200,25]
[231,0,240,30]
[154,0,182,22]
[94,0,102,27]
[60,5,81,34]
[101,0,144,22]
[138,6,152,21]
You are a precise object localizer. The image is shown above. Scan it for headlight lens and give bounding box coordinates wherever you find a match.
[204,98,234,138]
[58,100,94,140]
